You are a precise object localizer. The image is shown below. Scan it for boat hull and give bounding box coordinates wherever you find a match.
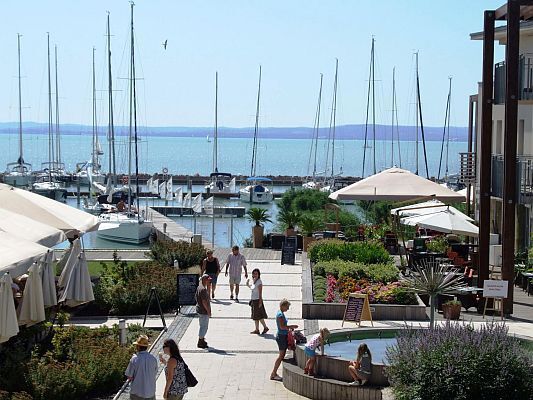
[97,214,153,244]
[239,185,274,204]
[4,174,33,188]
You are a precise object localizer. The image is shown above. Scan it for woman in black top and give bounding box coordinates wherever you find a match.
[201,249,221,298]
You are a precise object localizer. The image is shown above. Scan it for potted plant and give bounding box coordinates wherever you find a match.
[442,299,462,320]
[426,236,449,255]
[278,209,300,236]
[299,215,323,251]
[246,208,272,248]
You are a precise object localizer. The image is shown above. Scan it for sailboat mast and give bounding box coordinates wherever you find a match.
[415,52,419,175]
[47,33,54,181]
[130,2,141,216]
[362,39,373,178]
[312,73,323,179]
[54,45,60,166]
[438,77,452,180]
[213,71,218,173]
[107,13,116,181]
[416,54,429,179]
[391,67,395,167]
[92,47,98,171]
[250,66,261,177]
[445,77,452,180]
[17,34,23,166]
[393,68,402,168]
[331,58,338,178]
[371,40,376,175]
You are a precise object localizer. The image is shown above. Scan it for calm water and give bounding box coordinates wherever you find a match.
[325,338,397,364]
[1,133,466,177]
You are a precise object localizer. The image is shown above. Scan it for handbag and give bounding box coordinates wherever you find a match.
[287,330,296,351]
[183,362,198,387]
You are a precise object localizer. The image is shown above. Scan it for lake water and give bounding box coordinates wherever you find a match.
[325,338,397,364]
[1,133,467,178]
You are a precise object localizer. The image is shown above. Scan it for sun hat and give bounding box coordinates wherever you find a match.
[201,273,212,281]
[133,335,150,347]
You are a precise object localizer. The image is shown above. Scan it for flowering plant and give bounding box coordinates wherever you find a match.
[336,277,417,305]
[325,274,338,303]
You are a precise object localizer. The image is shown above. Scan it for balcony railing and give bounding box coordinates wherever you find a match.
[491,154,533,204]
[494,54,533,104]
[459,152,476,184]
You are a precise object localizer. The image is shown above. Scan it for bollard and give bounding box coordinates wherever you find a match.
[119,319,126,345]
[173,259,179,268]
[163,222,167,234]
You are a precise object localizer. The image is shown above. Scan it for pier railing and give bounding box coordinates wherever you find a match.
[491,154,533,204]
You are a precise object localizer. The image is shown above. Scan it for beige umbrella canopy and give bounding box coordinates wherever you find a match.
[18,262,46,327]
[39,251,57,308]
[329,168,466,203]
[0,208,66,247]
[0,273,19,343]
[401,208,479,237]
[58,251,94,307]
[0,183,99,237]
[0,232,50,276]
[391,200,474,222]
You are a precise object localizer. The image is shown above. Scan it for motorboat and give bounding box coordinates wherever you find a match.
[97,212,153,244]
[239,177,274,204]
[205,172,236,197]
[4,162,33,188]
[32,177,67,202]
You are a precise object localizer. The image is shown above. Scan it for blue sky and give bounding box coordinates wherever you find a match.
[0,0,505,128]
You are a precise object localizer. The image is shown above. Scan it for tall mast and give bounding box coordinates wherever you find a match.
[415,52,419,175]
[416,53,429,178]
[213,71,218,172]
[107,12,116,181]
[438,76,453,181]
[130,1,141,217]
[362,39,374,178]
[54,45,61,167]
[392,67,402,168]
[47,33,54,181]
[16,34,23,166]
[92,47,98,171]
[391,67,395,167]
[250,65,261,177]
[312,73,323,179]
[330,58,338,178]
[445,77,452,180]
[371,41,376,175]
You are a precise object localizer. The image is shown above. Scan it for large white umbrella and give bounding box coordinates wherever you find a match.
[0,183,99,237]
[18,262,46,326]
[39,251,57,307]
[0,232,50,276]
[391,200,474,222]
[0,273,19,343]
[58,251,94,307]
[329,167,466,202]
[0,208,66,247]
[58,239,82,288]
[401,208,479,237]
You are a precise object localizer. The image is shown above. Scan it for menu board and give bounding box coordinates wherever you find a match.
[177,274,200,307]
[281,238,296,265]
[342,293,373,327]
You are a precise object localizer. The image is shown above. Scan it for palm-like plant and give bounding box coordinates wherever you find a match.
[246,207,272,227]
[278,209,301,230]
[402,260,466,329]
[299,215,323,237]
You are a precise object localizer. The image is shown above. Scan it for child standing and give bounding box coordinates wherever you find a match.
[348,343,372,385]
[303,328,330,376]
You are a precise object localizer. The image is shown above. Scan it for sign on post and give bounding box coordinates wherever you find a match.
[342,293,373,327]
[177,274,199,312]
[483,279,508,298]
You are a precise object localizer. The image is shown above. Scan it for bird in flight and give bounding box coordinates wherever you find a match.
[162,39,168,50]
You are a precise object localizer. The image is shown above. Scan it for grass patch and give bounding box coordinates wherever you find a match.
[55,261,138,277]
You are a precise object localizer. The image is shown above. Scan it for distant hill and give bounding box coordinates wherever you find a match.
[0,122,468,142]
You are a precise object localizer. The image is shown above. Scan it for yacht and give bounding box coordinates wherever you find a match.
[239,177,274,204]
[32,177,67,202]
[98,212,152,244]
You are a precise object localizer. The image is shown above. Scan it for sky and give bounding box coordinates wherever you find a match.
[0,0,505,129]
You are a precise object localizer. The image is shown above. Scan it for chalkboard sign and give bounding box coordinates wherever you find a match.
[281,237,296,265]
[177,274,200,309]
[342,293,373,327]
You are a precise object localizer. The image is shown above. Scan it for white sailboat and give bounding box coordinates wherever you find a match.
[4,34,33,188]
[205,72,237,197]
[32,34,67,202]
[97,4,153,244]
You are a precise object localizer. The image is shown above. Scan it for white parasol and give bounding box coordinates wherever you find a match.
[0,273,20,343]
[18,262,46,326]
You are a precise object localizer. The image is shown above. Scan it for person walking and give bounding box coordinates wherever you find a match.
[195,274,212,349]
[246,268,269,335]
[201,249,221,298]
[125,335,158,400]
[224,245,248,302]
[270,298,298,381]
[159,339,188,400]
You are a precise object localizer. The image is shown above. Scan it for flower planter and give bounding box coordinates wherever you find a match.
[252,225,264,248]
[442,303,461,320]
[303,236,315,252]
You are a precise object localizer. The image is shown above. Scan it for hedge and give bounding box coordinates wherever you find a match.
[313,260,399,284]
[308,239,391,264]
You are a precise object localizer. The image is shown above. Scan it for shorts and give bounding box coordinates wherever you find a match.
[208,273,218,285]
[229,275,241,285]
[276,334,288,351]
[304,347,317,357]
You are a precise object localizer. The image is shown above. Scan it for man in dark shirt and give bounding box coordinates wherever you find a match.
[195,274,212,349]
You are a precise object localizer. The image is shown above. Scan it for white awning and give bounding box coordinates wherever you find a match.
[391,200,474,222]
[0,232,50,276]
[0,208,66,247]
[401,208,479,237]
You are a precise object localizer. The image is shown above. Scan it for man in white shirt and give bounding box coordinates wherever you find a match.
[125,335,158,400]
[224,245,248,302]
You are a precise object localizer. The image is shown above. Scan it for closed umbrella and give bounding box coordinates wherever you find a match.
[58,238,82,288]
[0,232,50,276]
[0,208,66,247]
[39,251,57,307]
[0,183,99,237]
[329,167,465,202]
[401,208,479,237]
[0,273,19,343]
[58,251,94,307]
[391,200,474,222]
[18,262,46,326]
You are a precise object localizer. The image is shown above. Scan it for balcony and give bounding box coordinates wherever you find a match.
[494,54,533,104]
[491,154,533,204]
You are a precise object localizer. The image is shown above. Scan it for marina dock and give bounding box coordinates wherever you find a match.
[150,205,246,217]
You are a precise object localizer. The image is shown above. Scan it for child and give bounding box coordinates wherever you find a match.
[348,343,372,385]
[304,328,330,376]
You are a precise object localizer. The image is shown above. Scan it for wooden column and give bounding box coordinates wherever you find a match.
[478,10,495,289]
[502,0,520,315]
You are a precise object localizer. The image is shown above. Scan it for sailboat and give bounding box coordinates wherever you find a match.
[32,34,67,202]
[303,73,325,190]
[205,72,237,197]
[4,34,33,188]
[97,3,153,244]
[362,39,377,178]
[239,67,273,204]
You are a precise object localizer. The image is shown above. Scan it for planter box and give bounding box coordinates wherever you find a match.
[302,295,427,321]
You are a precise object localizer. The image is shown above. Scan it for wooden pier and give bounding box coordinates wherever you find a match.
[150,205,246,217]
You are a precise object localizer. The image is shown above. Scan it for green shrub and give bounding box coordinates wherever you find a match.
[386,323,533,400]
[279,189,330,213]
[308,239,392,264]
[313,260,399,283]
[94,261,178,314]
[313,275,326,302]
[148,239,205,269]
[426,236,449,253]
